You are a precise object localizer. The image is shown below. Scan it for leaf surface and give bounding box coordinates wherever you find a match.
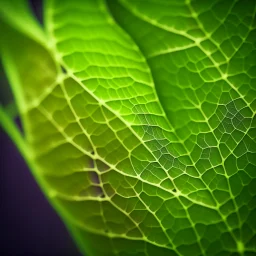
[0,0,256,255]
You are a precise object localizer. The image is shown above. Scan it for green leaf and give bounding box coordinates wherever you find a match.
[1,0,256,255]
[0,0,46,44]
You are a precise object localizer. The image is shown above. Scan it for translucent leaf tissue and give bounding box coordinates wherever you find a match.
[0,0,255,255]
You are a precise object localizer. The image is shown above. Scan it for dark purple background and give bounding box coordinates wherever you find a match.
[1,0,81,255]
[1,132,81,255]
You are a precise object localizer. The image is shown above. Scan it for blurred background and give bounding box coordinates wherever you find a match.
[1,0,81,255]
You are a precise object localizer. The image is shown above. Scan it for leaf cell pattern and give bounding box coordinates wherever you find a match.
[0,0,256,255]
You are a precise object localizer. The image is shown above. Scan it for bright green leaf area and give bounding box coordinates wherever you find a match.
[0,0,256,255]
